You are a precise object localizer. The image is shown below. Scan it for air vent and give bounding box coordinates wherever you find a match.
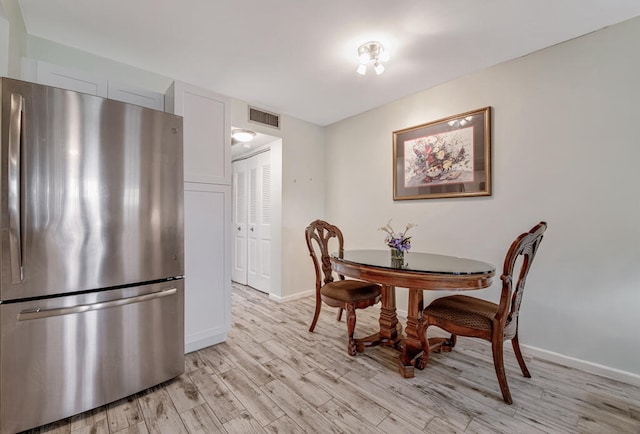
[249,106,280,129]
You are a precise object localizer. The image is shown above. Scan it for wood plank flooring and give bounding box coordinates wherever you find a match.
[22,283,640,433]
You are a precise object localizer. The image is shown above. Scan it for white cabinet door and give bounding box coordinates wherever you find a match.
[22,59,164,110]
[247,151,272,293]
[231,159,248,285]
[165,81,231,185]
[108,81,164,110]
[27,59,108,97]
[183,183,231,353]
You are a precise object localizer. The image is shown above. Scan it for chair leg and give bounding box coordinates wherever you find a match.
[492,338,513,405]
[415,320,430,369]
[446,334,457,348]
[512,334,531,378]
[309,295,322,332]
[346,304,357,356]
[336,307,343,322]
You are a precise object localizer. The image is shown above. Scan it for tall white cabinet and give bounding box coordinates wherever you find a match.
[165,81,231,353]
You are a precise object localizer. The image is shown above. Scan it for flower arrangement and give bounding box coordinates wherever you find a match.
[378,220,417,253]
[405,131,472,186]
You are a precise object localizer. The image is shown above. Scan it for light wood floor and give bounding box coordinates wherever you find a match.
[23,283,640,433]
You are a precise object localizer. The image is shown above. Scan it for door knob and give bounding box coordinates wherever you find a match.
[250,227,254,232]
[237,226,241,231]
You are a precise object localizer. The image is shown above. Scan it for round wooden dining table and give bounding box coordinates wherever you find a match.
[331,249,495,378]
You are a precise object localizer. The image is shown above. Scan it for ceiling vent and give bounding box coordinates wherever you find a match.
[249,106,280,129]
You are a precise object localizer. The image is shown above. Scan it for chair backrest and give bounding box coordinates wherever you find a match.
[305,220,344,289]
[496,221,547,334]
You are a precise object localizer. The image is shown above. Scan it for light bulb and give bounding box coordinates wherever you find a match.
[374,62,385,75]
[359,52,371,64]
[357,64,367,75]
[232,129,256,142]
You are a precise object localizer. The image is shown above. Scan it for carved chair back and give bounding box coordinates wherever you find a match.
[305,220,345,291]
[496,221,547,338]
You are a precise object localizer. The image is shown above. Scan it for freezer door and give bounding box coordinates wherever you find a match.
[0,78,184,300]
[0,280,184,434]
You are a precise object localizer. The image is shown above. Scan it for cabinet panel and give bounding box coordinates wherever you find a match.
[21,59,164,110]
[108,81,165,110]
[165,81,231,185]
[33,60,108,96]
[183,183,231,353]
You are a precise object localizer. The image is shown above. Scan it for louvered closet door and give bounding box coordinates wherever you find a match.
[247,151,272,293]
[231,160,248,284]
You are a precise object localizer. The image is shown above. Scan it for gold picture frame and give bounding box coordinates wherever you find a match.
[393,107,491,200]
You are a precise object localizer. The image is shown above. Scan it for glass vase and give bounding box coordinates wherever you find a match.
[390,248,404,267]
[390,248,404,260]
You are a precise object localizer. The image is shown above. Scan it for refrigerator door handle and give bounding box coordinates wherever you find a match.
[17,287,178,321]
[8,93,24,284]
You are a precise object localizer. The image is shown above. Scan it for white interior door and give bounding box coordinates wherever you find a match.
[231,160,248,284]
[247,151,272,293]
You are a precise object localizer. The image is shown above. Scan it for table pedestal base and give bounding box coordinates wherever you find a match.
[415,336,456,369]
[354,326,403,353]
[398,288,460,377]
[354,284,403,353]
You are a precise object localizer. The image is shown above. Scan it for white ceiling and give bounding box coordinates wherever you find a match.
[17,0,640,126]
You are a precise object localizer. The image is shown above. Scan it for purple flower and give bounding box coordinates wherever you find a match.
[378,220,417,253]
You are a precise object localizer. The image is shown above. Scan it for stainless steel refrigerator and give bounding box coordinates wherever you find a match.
[0,78,185,434]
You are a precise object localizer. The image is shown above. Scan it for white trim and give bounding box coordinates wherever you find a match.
[185,331,227,354]
[522,344,640,387]
[269,289,314,303]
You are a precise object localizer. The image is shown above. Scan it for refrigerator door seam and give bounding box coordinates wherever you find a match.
[17,287,177,321]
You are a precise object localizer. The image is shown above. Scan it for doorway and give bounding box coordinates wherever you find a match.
[231,133,280,295]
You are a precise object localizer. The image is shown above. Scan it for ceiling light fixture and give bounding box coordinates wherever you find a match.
[231,129,256,142]
[356,41,388,76]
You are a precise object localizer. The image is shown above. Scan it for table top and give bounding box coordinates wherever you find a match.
[333,249,495,276]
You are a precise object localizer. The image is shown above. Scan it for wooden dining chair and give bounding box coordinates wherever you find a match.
[417,221,547,404]
[305,219,382,356]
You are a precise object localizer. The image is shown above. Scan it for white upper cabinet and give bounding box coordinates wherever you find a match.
[165,81,231,185]
[21,59,165,110]
[22,58,108,97]
[107,81,164,111]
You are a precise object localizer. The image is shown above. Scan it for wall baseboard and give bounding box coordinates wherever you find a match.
[521,344,640,387]
[185,332,227,354]
[270,289,314,303]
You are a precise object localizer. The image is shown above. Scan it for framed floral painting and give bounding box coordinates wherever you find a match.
[393,107,491,200]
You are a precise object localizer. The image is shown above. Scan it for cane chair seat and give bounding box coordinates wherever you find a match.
[320,280,381,303]
[426,295,497,332]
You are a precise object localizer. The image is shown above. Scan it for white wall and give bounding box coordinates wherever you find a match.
[0,0,26,77]
[0,17,8,77]
[324,17,640,377]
